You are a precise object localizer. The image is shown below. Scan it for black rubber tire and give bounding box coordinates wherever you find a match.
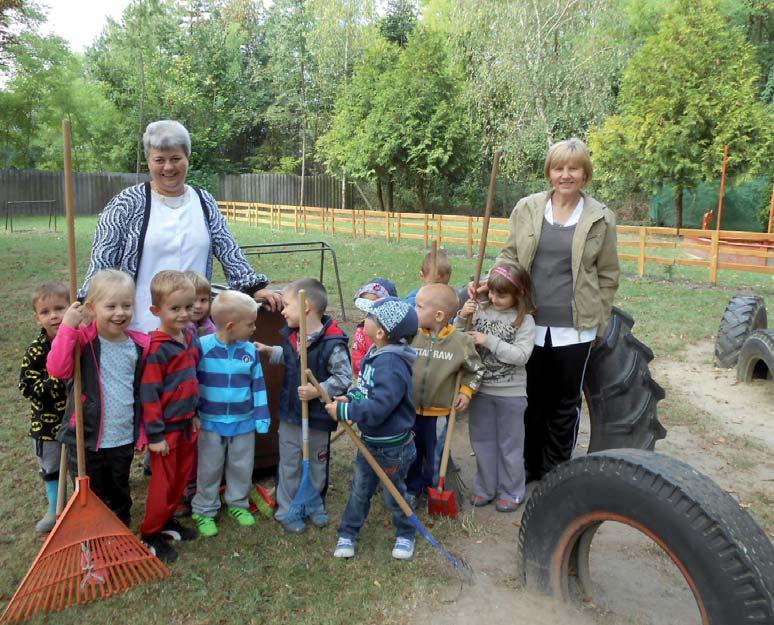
[584,307,667,452]
[520,449,774,625]
[714,295,767,368]
[737,329,774,383]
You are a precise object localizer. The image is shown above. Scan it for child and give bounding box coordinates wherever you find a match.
[183,270,216,336]
[47,271,149,527]
[457,262,536,512]
[403,248,452,307]
[255,279,351,534]
[191,290,271,537]
[326,297,419,560]
[351,277,397,377]
[407,283,484,504]
[19,281,70,532]
[140,270,201,562]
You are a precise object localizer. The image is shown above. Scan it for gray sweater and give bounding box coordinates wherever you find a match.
[456,307,535,397]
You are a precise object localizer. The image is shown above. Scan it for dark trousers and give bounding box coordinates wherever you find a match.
[406,416,438,496]
[524,330,592,477]
[67,443,134,525]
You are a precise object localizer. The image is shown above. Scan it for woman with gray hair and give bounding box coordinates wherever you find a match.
[80,120,281,332]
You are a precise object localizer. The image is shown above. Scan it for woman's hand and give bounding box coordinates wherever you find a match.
[459,298,478,320]
[467,331,487,347]
[62,302,84,328]
[253,288,282,312]
[467,280,489,300]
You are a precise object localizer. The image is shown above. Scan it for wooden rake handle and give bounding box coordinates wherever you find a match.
[305,369,414,517]
[299,290,309,460]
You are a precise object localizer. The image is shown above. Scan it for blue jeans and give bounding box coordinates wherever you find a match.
[338,437,417,542]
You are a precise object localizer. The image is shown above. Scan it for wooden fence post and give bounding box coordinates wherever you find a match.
[467,216,473,257]
[436,214,442,246]
[423,213,429,247]
[351,209,356,238]
[397,212,402,242]
[638,227,646,277]
[361,209,366,237]
[386,211,391,242]
[709,229,720,285]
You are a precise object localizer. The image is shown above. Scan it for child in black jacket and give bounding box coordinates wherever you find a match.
[325,297,419,561]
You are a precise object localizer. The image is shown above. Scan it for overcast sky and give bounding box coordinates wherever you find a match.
[41,0,133,52]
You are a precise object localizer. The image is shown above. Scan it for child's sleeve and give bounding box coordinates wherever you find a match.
[321,344,352,400]
[20,340,65,401]
[459,334,485,397]
[268,345,284,365]
[482,315,536,366]
[350,326,369,377]
[140,346,167,444]
[337,364,405,428]
[46,324,80,381]
[251,347,271,434]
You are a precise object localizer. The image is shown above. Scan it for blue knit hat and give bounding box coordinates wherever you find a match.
[356,296,418,341]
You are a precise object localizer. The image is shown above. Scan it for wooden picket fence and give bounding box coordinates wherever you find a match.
[218,201,774,285]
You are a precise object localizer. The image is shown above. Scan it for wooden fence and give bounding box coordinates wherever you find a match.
[218,201,774,285]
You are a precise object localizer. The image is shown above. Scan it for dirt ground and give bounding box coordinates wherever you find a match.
[403,340,774,625]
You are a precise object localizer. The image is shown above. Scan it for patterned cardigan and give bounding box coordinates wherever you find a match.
[79,182,268,299]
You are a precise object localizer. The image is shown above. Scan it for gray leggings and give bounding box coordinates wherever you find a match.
[468,392,527,503]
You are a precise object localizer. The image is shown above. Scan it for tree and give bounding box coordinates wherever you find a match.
[590,0,774,227]
[378,0,418,46]
[0,0,41,69]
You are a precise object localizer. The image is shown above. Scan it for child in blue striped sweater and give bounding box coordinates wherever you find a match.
[191,290,271,538]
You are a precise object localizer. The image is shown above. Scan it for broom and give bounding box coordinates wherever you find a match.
[428,151,502,519]
[306,370,473,582]
[0,120,170,624]
[284,290,326,525]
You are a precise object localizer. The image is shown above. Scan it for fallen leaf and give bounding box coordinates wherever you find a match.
[374,580,381,587]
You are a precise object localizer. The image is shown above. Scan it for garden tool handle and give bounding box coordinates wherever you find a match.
[56,445,67,515]
[437,370,464,492]
[306,369,414,517]
[63,119,87,479]
[472,150,502,296]
[299,290,309,460]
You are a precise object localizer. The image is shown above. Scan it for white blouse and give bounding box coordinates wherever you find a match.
[132,186,210,333]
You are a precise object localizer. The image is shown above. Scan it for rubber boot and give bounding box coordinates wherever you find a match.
[35,479,58,533]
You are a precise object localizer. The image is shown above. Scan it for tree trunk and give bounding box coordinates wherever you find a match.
[418,175,426,214]
[387,175,394,213]
[674,184,683,229]
[376,177,385,212]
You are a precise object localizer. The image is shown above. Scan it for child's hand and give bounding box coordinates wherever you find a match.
[297,383,319,401]
[255,418,270,434]
[453,393,470,412]
[62,302,84,328]
[459,299,478,319]
[325,396,349,421]
[467,331,487,347]
[192,416,201,432]
[149,440,169,456]
[134,443,147,454]
[253,341,272,355]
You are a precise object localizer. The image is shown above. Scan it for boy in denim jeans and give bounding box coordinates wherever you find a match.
[325,297,419,561]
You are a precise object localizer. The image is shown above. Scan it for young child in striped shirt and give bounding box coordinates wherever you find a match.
[191,290,271,538]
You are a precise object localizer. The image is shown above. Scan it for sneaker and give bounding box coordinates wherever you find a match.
[228,507,256,527]
[161,518,198,541]
[282,517,306,534]
[143,533,178,563]
[392,537,415,560]
[334,537,355,558]
[495,498,521,513]
[470,495,493,507]
[192,513,218,538]
[308,510,330,528]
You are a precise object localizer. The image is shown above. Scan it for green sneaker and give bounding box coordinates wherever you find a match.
[192,513,218,538]
[228,507,256,527]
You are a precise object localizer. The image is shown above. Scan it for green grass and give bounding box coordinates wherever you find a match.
[1,216,773,623]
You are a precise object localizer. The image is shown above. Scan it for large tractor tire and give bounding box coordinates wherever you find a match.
[520,449,774,625]
[714,295,767,368]
[583,307,666,452]
[737,329,774,383]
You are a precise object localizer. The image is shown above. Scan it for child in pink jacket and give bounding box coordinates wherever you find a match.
[351,278,397,378]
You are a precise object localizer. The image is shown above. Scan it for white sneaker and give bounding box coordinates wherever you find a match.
[334,536,355,558]
[392,537,415,560]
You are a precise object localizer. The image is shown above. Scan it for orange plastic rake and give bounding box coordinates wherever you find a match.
[0,120,170,623]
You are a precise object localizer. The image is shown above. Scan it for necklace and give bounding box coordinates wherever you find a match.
[152,186,188,209]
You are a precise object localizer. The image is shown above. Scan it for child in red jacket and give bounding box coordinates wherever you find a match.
[139,270,201,563]
[350,278,397,378]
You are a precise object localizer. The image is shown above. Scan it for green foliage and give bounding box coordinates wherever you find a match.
[590,0,774,224]
[378,0,418,46]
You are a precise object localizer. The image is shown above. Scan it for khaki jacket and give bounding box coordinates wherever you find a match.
[498,191,620,336]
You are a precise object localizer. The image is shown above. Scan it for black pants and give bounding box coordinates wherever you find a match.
[67,443,134,526]
[524,330,592,477]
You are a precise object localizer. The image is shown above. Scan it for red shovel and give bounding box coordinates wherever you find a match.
[427,151,501,519]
